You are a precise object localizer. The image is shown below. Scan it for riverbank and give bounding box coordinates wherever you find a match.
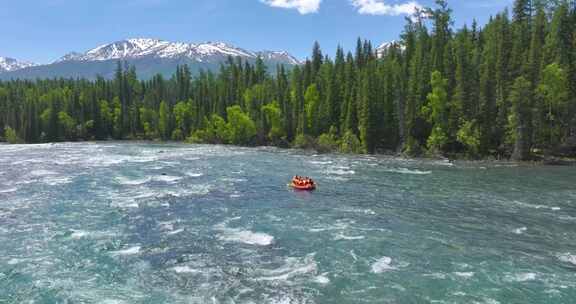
[2,138,575,166]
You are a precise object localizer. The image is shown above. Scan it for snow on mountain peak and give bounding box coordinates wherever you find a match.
[258,50,300,65]
[376,40,405,57]
[56,38,298,64]
[0,57,37,72]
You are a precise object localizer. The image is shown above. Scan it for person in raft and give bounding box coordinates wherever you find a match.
[292,176,315,187]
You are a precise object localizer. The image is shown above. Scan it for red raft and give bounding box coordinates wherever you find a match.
[290,177,317,191]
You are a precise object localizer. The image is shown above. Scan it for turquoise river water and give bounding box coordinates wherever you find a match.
[0,142,575,304]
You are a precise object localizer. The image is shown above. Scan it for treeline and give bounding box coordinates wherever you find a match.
[1,0,576,159]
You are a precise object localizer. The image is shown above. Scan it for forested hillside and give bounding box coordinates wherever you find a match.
[1,0,575,160]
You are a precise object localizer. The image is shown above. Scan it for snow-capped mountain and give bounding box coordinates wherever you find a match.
[57,38,300,65]
[0,57,37,73]
[376,40,405,57]
[0,38,300,80]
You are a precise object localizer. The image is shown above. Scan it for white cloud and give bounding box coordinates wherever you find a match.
[350,0,422,16]
[260,0,322,14]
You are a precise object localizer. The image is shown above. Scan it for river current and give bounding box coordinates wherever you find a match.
[0,142,575,303]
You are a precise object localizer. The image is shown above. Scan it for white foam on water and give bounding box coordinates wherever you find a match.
[268,296,308,304]
[154,175,182,183]
[100,300,128,304]
[221,177,247,183]
[453,272,475,278]
[558,253,576,265]
[115,202,140,209]
[167,229,184,236]
[340,207,376,215]
[433,160,455,167]
[69,229,116,240]
[310,160,333,165]
[326,176,349,181]
[186,172,204,177]
[128,156,158,163]
[504,272,537,282]
[514,227,528,234]
[173,266,202,274]
[43,176,73,186]
[166,184,211,197]
[327,168,356,175]
[309,221,351,232]
[111,246,141,256]
[219,229,274,246]
[371,256,395,273]
[385,168,432,175]
[350,250,359,261]
[423,273,447,279]
[314,274,330,285]
[254,254,318,282]
[512,200,561,211]
[85,155,127,167]
[0,187,18,193]
[29,169,57,177]
[115,176,151,186]
[70,230,89,239]
[158,221,174,231]
[333,233,365,241]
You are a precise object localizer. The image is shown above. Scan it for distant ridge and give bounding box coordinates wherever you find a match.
[0,57,37,73]
[0,38,301,80]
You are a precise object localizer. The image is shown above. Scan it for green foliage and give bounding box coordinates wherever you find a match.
[4,126,22,144]
[304,84,321,136]
[537,63,569,120]
[508,76,533,160]
[171,129,184,141]
[339,130,362,154]
[226,105,257,145]
[140,107,158,139]
[58,111,76,140]
[111,98,122,139]
[423,71,449,126]
[317,126,340,153]
[293,134,316,150]
[424,71,450,153]
[198,114,229,144]
[427,125,449,154]
[457,120,482,156]
[262,101,285,143]
[158,101,170,140]
[173,101,192,137]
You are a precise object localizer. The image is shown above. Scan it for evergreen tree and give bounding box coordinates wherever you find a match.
[509,76,533,160]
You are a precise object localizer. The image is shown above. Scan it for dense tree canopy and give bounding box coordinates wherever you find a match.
[1,0,575,160]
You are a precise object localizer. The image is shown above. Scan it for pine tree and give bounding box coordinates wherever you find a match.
[311,41,323,77]
[509,76,533,160]
[423,71,449,153]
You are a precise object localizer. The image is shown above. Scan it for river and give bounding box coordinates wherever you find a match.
[0,142,575,303]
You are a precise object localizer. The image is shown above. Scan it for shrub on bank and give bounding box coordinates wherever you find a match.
[339,131,362,154]
[293,134,316,150]
[5,126,22,144]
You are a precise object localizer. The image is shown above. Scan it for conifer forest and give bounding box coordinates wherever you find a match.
[1,0,575,160]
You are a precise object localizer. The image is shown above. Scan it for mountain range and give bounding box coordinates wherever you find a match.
[0,57,37,73]
[0,38,396,80]
[0,38,301,80]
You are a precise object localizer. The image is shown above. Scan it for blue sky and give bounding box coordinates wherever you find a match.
[0,0,513,64]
